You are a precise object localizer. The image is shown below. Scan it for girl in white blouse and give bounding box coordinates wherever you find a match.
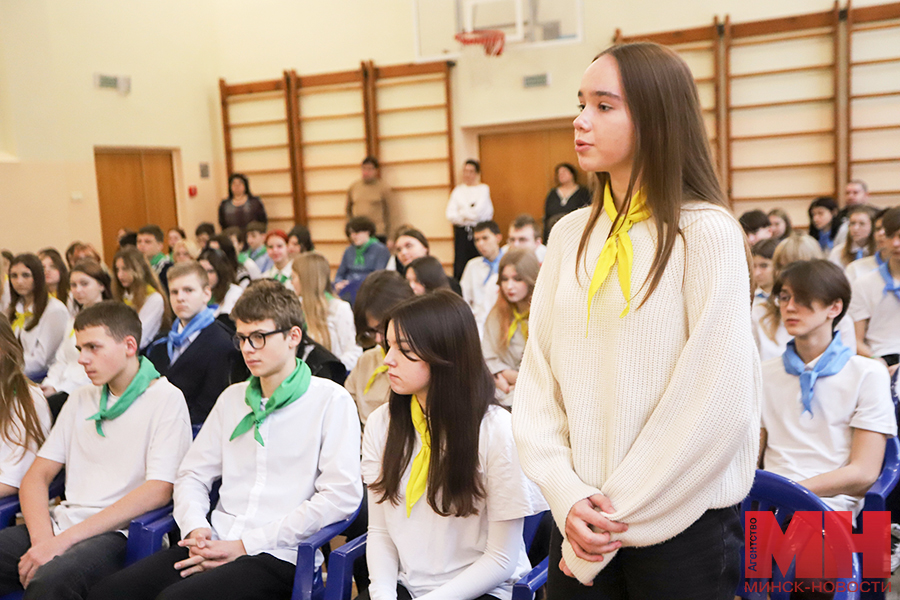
[198,248,243,318]
[292,252,362,372]
[111,247,170,349]
[362,290,541,600]
[0,313,52,497]
[7,254,68,381]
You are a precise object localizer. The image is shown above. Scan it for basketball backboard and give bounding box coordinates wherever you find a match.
[413,0,583,61]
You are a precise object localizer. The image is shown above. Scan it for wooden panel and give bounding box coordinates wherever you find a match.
[141,152,178,234]
[95,151,145,265]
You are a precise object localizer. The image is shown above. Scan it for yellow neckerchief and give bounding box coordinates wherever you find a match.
[11,308,32,333]
[364,346,389,394]
[49,291,57,299]
[123,285,156,308]
[406,395,430,517]
[507,307,529,342]
[587,185,651,323]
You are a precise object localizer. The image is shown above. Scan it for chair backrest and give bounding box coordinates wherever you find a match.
[737,470,861,600]
[522,511,547,551]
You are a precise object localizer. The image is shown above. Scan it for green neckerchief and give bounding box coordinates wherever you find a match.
[238,251,249,263]
[354,238,377,266]
[86,357,160,437]
[230,358,311,446]
[150,252,167,267]
[324,291,334,301]
[249,246,266,261]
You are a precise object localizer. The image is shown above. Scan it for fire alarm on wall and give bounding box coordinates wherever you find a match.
[188,186,198,197]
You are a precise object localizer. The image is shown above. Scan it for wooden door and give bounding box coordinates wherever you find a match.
[94,149,178,264]
[478,127,583,241]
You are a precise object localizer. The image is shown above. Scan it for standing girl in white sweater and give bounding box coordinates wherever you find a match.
[512,42,760,598]
[362,291,542,600]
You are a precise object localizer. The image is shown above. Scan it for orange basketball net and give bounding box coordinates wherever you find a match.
[455,29,506,56]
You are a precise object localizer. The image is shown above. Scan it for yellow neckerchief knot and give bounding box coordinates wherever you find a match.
[406,395,430,517]
[587,185,651,323]
[364,346,389,394]
[507,307,529,342]
[123,285,156,308]
[11,310,32,334]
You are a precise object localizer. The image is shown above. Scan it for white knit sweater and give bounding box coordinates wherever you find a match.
[512,202,761,584]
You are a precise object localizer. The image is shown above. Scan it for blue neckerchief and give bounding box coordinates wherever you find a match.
[876,251,886,268]
[482,248,505,285]
[755,289,769,301]
[782,333,853,416]
[249,246,266,261]
[853,247,865,261]
[167,308,216,359]
[818,229,833,251]
[878,262,900,302]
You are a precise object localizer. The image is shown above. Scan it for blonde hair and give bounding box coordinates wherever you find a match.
[761,234,825,341]
[291,253,333,351]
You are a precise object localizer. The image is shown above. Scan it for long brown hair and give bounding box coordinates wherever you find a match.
[0,315,46,456]
[7,254,49,333]
[69,259,113,312]
[840,205,877,267]
[38,248,69,306]
[760,234,824,341]
[370,290,494,517]
[111,247,172,329]
[291,253,333,351]
[575,43,734,309]
[489,248,539,352]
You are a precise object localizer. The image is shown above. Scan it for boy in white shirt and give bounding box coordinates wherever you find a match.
[0,301,192,599]
[460,221,505,336]
[88,280,363,600]
[760,260,896,522]
[850,207,900,373]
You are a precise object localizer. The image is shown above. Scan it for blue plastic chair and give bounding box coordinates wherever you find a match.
[137,494,361,600]
[856,436,900,600]
[325,510,550,600]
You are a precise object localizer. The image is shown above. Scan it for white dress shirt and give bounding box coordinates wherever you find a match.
[849,267,900,358]
[14,298,69,379]
[327,297,362,372]
[446,184,494,228]
[460,253,504,337]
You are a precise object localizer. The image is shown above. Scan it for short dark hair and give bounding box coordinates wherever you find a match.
[464,159,480,173]
[554,163,578,185]
[138,225,165,243]
[231,280,305,332]
[511,214,542,238]
[74,300,143,347]
[195,222,216,238]
[118,232,137,248]
[473,220,500,235]
[394,227,429,249]
[228,173,252,199]
[167,261,209,288]
[362,156,380,169]
[883,207,900,237]
[245,221,267,235]
[772,259,851,329]
[408,256,450,293]
[168,227,186,239]
[288,225,315,252]
[346,216,376,237]
[353,271,414,347]
[751,238,779,260]
[739,210,770,235]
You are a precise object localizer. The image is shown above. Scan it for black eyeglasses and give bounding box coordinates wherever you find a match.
[233,328,289,350]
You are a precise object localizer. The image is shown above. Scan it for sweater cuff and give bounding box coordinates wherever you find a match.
[561,537,616,585]
[541,474,602,536]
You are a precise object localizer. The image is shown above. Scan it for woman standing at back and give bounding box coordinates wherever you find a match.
[512,43,760,599]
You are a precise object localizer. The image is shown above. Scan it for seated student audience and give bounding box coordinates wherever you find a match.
[752,234,857,362]
[389,227,429,277]
[0,315,52,499]
[0,301,192,600]
[198,248,243,319]
[222,226,263,282]
[834,179,871,247]
[287,225,314,257]
[760,260,896,523]
[345,271,414,426]
[406,256,452,296]
[504,214,547,263]
[846,208,889,284]
[543,162,591,241]
[292,252,362,372]
[751,238,779,304]
[195,222,216,250]
[171,239,200,264]
[137,225,174,292]
[262,230,294,289]
[167,227,186,261]
[146,262,246,426]
[830,205,876,267]
[112,247,171,350]
[38,249,69,309]
[244,221,273,274]
[460,220,505,336]
[361,290,541,600]
[446,159,494,281]
[850,206,900,372]
[41,260,112,416]
[808,196,841,252]
[768,208,793,241]
[89,280,363,600]
[739,209,773,246]
[218,173,268,231]
[335,217,391,303]
[208,234,254,289]
[7,254,69,381]
[482,248,539,407]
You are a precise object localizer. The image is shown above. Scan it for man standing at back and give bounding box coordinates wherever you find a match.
[346,157,393,243]
[835,179,871,246]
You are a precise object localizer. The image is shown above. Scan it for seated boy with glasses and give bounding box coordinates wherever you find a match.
[89,280,364,600]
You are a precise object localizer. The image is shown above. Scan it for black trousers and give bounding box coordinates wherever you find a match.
[357,582,499,600]
[86,547,295,600]
[453,225,480,281]
[547,506,743,600]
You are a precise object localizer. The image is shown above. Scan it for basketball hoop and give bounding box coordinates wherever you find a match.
[455,29,506,56]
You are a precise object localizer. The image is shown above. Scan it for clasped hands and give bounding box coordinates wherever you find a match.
[560,493,627,585]
[175,528,246,577]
